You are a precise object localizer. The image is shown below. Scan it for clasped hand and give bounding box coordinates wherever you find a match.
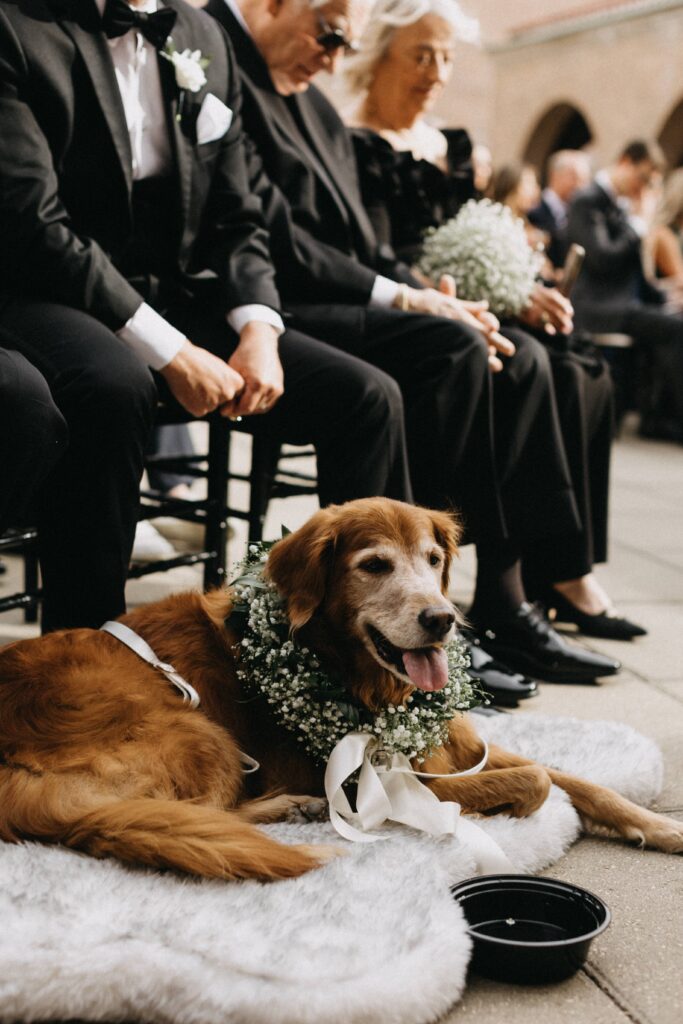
[401,275,516,371]
[520,283,574,337]
[161,323,284,418]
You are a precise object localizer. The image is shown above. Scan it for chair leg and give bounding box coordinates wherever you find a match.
[203,417,231,591]
[23,543,39,624]
[248,434,281,543]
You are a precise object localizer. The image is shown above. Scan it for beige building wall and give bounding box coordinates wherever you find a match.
[431,0,683,170]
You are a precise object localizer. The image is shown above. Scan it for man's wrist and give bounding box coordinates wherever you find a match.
[239,320,280,345]
[117,302,187,370]
[227,304,284,336]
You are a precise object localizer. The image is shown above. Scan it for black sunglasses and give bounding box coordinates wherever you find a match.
[315,16,358,55]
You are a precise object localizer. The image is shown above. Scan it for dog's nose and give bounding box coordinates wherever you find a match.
[418,606,456,639]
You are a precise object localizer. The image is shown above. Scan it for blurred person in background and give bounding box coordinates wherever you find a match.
[529,149,592,274]
[472,142,493,195]
[645,167,683,302]
[345,0,645,642]
[567,139,683,443]
[489,161,548,259]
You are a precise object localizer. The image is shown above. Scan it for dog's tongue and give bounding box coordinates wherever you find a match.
[402,647,449,692]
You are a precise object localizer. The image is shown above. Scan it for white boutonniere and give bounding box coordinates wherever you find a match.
[161,38,210,94]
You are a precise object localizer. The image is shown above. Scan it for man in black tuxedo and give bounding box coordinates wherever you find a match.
[0,0,412,631]
[529,150,591,272]
[567,140,683,439]
[206,0,620,691]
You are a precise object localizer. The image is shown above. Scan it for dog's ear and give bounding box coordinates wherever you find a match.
[265,508,339,631]
[428,509,461,592]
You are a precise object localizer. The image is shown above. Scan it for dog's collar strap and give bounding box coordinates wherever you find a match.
[100,621,261,775]
[101,620,201,708]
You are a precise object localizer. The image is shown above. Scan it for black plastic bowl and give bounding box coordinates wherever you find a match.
[451,874,611,985]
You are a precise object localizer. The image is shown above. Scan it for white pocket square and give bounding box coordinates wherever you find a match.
[196,93,233,145]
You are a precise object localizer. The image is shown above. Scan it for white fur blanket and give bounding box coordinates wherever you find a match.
[0,714,663,1024]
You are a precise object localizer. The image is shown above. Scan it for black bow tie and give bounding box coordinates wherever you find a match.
[102,0,177,50]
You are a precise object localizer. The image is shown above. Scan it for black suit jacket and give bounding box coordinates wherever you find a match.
[528,196,568,270]
[0,0,281,329]
[206,0,418,305]
[566,180,663,326]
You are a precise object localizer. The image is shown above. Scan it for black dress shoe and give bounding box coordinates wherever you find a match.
[542,588,647,640]
[471,602,621,684]
[462,634,538,709]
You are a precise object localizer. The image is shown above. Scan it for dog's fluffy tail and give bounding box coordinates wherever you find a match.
[0,775,333,881]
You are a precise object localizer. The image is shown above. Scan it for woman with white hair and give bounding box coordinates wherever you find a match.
[345,0,646,642]
[346,0,478,264]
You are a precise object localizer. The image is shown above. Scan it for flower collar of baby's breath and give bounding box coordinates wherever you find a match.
[227,537,484,767]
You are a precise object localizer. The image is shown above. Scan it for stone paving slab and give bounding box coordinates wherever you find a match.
[541,828,683,1024]
[444,967,630,1023]
[522,671,683,809]
[583,544,683,602]
[610,526,683,567]
[652,680,683,711]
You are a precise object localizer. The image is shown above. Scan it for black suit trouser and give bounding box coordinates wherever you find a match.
[287,306,580,551]
[0,303,157,632]
[520,343,613,586]
[0,345,68,534]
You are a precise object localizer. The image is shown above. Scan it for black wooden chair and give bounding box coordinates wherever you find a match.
[0,411,317,624]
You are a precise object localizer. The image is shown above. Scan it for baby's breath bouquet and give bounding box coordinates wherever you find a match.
[418,199,544,317]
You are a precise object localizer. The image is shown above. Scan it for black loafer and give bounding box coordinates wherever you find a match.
[471,602,621,684]
[543,588,647,641]
[462,634,538,709]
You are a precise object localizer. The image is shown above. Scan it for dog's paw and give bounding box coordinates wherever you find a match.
[285,795,329,823]
[641,812,683,854]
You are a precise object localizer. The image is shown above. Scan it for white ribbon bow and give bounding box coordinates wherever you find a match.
[325,732,515,874]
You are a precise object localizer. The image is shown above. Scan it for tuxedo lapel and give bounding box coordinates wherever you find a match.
[292,93,378,257]
[156,48,192,234]
[60,16,134,194]
[281,96,350,226]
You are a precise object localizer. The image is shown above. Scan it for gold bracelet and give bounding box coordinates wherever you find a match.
[397,284,410,312]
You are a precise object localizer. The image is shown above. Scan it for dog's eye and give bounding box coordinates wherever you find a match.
[428,552,442,567]
[359,557,392,574]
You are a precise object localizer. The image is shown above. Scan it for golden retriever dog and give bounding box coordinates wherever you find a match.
[0,498,681,881]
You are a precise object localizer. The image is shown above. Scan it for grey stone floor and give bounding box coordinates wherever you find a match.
[1,416,682,1023]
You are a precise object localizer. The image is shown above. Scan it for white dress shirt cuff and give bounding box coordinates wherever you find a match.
[117,302,187,370]
[227,305,285,336]
[370,275,401,308]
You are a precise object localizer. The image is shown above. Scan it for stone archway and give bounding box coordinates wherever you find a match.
[658,99,683,168]
[522,102,594,180]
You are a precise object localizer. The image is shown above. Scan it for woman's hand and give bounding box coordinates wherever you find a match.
[520,283,574,336]
[397,275,515,371]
